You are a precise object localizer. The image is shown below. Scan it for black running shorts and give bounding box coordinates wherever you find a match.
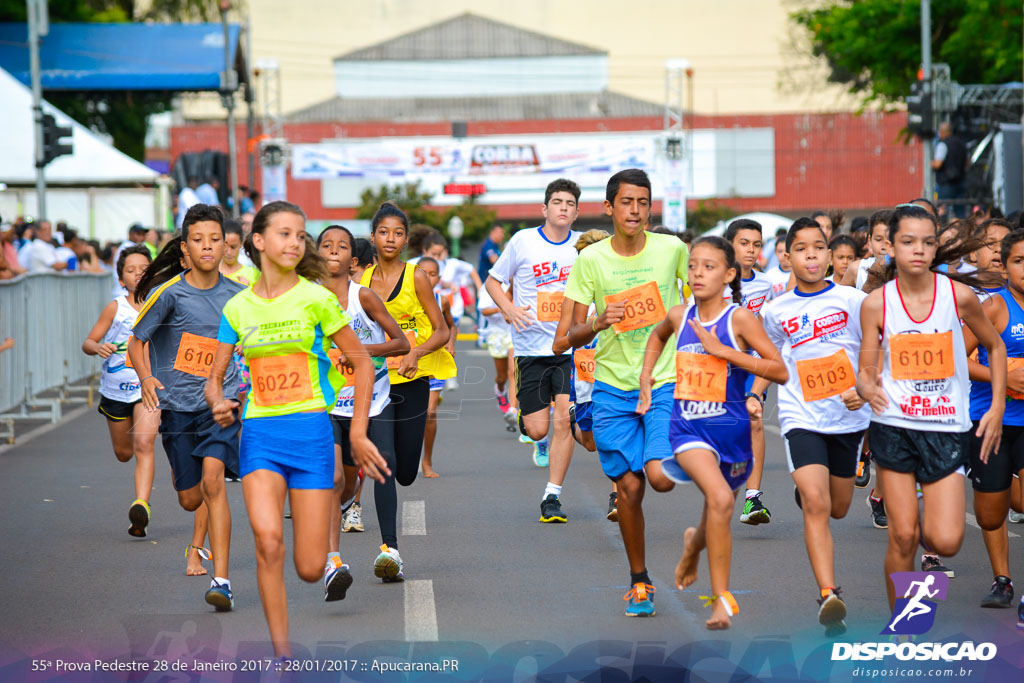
[867,422,968,484]
[969,421,1024,493]
[98,395,140,421]
[515,354,573,417]
[784,428,866,478]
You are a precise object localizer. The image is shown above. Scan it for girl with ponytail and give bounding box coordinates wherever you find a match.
[638,234,788,630]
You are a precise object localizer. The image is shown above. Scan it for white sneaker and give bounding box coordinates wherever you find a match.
[1009,510,1024,524]
[342,502,364,532]
[373,544,404,582]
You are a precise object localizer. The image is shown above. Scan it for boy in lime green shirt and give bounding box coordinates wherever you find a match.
[563,168,689,617]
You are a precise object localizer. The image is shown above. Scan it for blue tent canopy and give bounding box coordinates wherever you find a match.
[0,23,245,91]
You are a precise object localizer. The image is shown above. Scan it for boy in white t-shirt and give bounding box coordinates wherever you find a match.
[726,219,775,525]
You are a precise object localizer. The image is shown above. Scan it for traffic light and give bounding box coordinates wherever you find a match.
[39,114,73,167]
[906,80,934,138]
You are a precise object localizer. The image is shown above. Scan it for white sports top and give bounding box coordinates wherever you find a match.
[99,296,142,402]
[874,273,970,432]
[332,281,391,418]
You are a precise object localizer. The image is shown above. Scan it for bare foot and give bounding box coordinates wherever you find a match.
[185,547,207,576]
[675,527,700,589]
[705,598,732,630]
[422,465,440,478]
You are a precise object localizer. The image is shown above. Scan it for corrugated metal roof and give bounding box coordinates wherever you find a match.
[287,90,662,123]
[335,12,603,61]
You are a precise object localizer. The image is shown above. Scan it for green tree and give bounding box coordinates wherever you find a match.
[0,0,223,159]
[355,181,444,230]
[790,0,1023,106]
[441,197,497,243]
[686,200,737,234]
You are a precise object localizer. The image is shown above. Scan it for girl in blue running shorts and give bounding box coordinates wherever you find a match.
[205,201,387,658]
[639,235,788,630]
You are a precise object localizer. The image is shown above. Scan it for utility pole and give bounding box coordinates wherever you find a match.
[220,1,240,218]
[663,58,692,233]
[921,0,934,200]
[244,13,256,196]
[28,0,48,220]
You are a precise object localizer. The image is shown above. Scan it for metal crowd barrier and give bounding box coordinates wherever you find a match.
[0,272,111,442]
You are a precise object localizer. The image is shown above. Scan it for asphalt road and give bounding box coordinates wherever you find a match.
[1,341,1022,682]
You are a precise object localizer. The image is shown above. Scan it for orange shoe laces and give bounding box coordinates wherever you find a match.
[623,583,656,602]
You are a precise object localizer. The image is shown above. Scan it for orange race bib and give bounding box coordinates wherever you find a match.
[536,291,565,323]
[890,331,954,381]
[674,351,728,402]
[249,353,314,406]
[574,348,596,383]
[604,281,666,333]
[327,348,357,386]
[795,350,856,402]
[1007,357,1024,400]
[387,330,419,370]
[123,337,136,369]
[172,332,218,378]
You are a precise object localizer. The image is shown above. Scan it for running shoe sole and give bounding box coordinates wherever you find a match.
[818,595,848,637]
[607,508,619,522]
[374,554,404,582]
[128,502,149,538]
[205,588,233,612]
[625,606,655,617]
[980,594,1013,608]
[740,508,771,525]
[539,513,567,523]
[325,568,353,602]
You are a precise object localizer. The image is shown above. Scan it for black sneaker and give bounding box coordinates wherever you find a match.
[922,554,954,578]
[794,486,802,510]
[855,452,871,489]
[980,576,1013,608]
[866,495,887,529]
[539,494,567,523]
[606,492,619,522]
[817,587,847,637]
[740,493,771,525]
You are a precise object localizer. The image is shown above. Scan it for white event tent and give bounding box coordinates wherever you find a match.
[0,66,162,242]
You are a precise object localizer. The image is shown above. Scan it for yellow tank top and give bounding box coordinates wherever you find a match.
[361,262,456,384]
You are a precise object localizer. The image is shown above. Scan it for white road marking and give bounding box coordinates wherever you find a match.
[966,512,1020,539]
[404,580,438,641]
[403,500,426,535]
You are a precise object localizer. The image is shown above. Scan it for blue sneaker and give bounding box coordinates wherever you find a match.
[533,439,549,467]
[205,580,233,612]
[1017,597,1024,630]
[519,433,534,445]
[624,582,656,617]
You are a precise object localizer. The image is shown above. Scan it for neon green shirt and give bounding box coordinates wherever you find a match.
[224,265,261,287]
[563,232,689,391]
[218,276,351,419]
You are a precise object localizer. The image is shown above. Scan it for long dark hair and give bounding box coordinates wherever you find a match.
[244,201,328,282]
[134,204,224,303]
[690,235,741,303]
[867,204,995,291]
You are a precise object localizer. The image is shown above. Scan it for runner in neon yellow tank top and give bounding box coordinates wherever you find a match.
[205,201,388,659]
[359,202,455,583]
